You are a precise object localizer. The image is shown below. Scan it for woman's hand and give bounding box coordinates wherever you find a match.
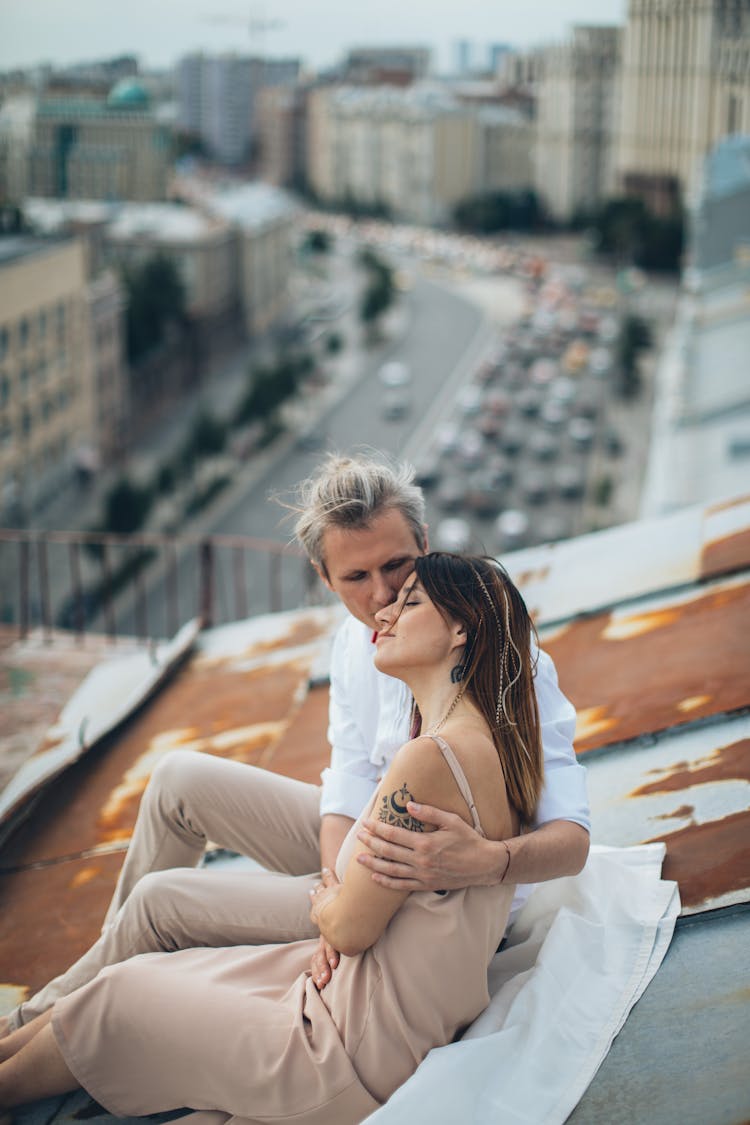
[310,935,340,990]
[309,868,342,988]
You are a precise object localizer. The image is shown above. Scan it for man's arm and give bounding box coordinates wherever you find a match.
[356,807,589,890]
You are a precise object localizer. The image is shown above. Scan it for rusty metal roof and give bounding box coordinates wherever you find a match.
[0,492,748,1120]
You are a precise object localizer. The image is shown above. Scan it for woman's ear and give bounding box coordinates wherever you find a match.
[450,622,467,653]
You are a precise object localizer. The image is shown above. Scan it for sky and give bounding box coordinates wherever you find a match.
[1,0,625,75]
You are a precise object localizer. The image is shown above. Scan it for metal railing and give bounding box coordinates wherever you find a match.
[0,528,324,643]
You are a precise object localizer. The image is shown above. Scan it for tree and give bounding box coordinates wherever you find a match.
[588,198,684,272]
[616,314,653,398]
[453,190,542,233]
[104,477,153,534]
[123,253,187,364]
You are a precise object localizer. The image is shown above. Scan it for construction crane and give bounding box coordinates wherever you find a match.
[201,9,285,55]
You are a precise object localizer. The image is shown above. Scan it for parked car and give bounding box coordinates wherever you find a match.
[495,508,530,550]
[436,477,464,512]
[435,518,472,552]
[569,416,596,450]
[529,432,560,462]
[554,464,587,499]
[382,388,411,421]
[378,360,410,387]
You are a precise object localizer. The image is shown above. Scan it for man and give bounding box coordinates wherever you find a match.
[3,454,589,1032]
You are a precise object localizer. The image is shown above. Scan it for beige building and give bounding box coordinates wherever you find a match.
[87,269,127,464]
[479,106,534,193]
[203,183,296,337]
[533,26,622,222]
[25,79,172,203]
[307,85,483,225]
[0,237,95,515]
[614,0,750,212]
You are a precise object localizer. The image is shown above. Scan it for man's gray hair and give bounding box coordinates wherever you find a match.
[292,453,426,573]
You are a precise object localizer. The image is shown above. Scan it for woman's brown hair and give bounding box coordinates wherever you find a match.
[413,553,544,824]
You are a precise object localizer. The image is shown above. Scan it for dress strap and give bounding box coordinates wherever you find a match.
[423,734,486,838]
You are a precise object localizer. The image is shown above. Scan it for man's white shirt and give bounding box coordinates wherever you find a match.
[321,615,590,916]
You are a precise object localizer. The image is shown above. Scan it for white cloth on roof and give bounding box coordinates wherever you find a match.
[321,615,590,916]
[362,842,680,1125]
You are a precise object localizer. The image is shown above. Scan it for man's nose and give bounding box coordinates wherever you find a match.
[372,573,397,609]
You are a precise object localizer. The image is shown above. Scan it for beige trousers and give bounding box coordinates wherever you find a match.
[10,750,323,1030]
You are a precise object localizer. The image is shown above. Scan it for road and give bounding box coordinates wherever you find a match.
[113,269,496,637]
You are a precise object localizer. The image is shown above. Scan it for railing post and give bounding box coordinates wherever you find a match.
[270,549,281,614]
[37,536,51,641]
[19,537,30,639]
[200,539,214,627]
[233,545,248,622]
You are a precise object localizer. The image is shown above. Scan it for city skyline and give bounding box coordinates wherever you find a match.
[2,0,625,74]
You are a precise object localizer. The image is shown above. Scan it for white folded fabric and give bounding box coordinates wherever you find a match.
[365,843,680,1125]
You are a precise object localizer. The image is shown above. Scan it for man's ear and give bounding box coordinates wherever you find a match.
[421,523,430,553]
[312,560,333,593]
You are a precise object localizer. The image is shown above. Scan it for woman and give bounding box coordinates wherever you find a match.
[0,554,543,1124]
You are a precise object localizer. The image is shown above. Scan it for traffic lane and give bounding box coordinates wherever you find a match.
[114,275,486,634]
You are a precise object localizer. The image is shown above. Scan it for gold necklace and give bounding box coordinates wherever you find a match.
[425,685,465,735]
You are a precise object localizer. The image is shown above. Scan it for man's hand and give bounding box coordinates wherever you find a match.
[356,801,497,890]
[309,868,341,988]
[358,805,590,890]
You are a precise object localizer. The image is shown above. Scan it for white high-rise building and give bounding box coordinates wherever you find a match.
[177,54,300,166]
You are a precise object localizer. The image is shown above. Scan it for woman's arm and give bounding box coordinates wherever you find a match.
[310,737,475,956]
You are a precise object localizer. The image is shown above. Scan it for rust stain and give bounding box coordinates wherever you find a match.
[644,808,750,909]
[0,652,313,868]
[515,566,551,588]
[196,619,326,668]
[546,582,750,753]
[602,608,681,641]
[655,804,695,821]
[574,706,619,745]
[0,851,126,998]
[69,865,101,890]
[676,694,711,713]
[705,495,750,516]
[701,528,750,579]
[630,739,750,797]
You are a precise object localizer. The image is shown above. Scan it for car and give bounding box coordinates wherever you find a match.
[456,429,485,470]
[540,400,567,430]
[529,432,560,462]
[382,388,411,421]
[501,428,525,457]
[378,360,410,388]
[569,416,596,449]
[414,455,441,489]
[434,518,472,552]
[436,477,464,512]
[494,508,530,550]
[517,388,543,418]
[465,472,503,518]
[554,464,586,499]
[521,471,549,505]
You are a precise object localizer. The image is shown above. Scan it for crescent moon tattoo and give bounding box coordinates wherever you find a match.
[379,782,424,832]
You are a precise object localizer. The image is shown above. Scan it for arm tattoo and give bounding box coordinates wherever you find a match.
[379,782,424,832]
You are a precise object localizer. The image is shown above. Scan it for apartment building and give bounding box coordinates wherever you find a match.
[26,79,172,202]
[533,26,622,222]
[257,84,308,188]
[201,183,296,337]
[0,237,96,515]
[614,0,750,212]
[307,85,483,226]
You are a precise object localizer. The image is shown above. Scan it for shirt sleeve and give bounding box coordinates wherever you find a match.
[320,621,380,820]
[532,646,591,832]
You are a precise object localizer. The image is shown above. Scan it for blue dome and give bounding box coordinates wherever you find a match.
[107,78,150,110]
